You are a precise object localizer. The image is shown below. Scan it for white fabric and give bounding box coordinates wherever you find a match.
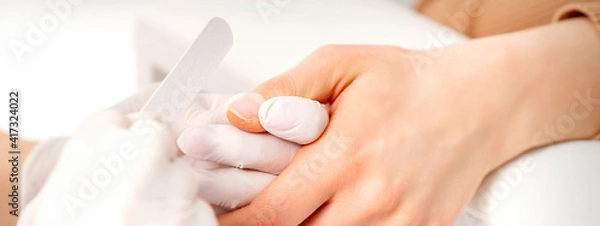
[455,140,600,226]
[398,0,419,8]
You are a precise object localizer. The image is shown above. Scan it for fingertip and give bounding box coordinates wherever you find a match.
[259,96,329,144]
[177,127,214,157]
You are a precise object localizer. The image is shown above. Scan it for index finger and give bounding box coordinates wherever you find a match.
[217,135,345,225]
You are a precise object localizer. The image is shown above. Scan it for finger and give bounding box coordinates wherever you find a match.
[177,124,299,174]
[300,190,382,225]
[181,199,220,226]
[172,93,237,136]
[218,136,344,226]
[129,113,181,160]
[70,109,132,146]
[130,157,219,226]
[259,96,329,144]
[212,204,234,215]
[196,167,276,209]
[227,45,372,132]
[180,156,225,171]
[17,197,39,226]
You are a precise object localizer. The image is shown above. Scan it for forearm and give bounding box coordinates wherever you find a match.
[434,17,600,172]
[492,18,600,168]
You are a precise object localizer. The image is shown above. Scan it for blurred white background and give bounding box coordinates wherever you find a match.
[1,0,465,140]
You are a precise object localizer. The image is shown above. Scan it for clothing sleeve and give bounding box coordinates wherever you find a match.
[553,2,600,31]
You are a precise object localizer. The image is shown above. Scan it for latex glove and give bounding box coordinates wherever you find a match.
[114,83,329,211]
[18,110,217,226]
[111,83,328,144]
[176,93,329,211]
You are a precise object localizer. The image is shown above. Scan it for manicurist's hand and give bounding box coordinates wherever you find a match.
[114,83,329,213]
[175,93,328,213]
[221,18,600,225]
[18,110,219,226]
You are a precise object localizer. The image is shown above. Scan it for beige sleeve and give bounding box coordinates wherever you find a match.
[553,2,600,31]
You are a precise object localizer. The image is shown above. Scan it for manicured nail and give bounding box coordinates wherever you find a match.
[228,92,265,120]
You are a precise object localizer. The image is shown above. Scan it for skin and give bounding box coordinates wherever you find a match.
[0,133,35,226]
[221,18,600,225]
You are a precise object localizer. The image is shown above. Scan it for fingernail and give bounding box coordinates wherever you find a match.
[228,92,265,120]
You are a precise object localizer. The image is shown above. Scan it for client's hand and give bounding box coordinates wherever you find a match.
[220,19,600,225]
[18,110,218,226]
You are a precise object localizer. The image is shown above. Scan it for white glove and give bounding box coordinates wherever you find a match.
[18,110,217,226]
[176,94,329,212]
[111,83,330,212]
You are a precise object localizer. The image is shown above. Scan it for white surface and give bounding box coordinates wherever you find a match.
[0,1,144,140]
[458,141,600,226]
[135,0,467,88]
[2,0,466,140]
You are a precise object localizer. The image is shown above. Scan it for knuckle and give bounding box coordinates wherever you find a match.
[309,45,354,66]
[245,193,289,226]
[362,185,400,217]
[257,77,298,98]
[247,205,283,226]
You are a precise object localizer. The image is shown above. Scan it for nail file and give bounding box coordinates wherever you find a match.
[141,17,234,127]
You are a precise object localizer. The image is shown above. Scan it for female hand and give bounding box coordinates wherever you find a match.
[220,18,600,225]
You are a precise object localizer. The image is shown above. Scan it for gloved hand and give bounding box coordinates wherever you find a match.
[18,110,217,226]
[175,93,329,212]
[22,80,329,218]
[111,83,330,212]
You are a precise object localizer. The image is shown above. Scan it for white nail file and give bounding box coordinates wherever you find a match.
[141,17,234,126]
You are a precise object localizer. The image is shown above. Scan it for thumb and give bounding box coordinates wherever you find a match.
[259,96,329,144]
[227,45,369,132]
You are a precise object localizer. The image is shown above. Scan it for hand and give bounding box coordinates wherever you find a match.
[115,82,330,212]
[220,19,600,225]
[175,93,328,212]
[18,110,217,226]
[223,45,494,225]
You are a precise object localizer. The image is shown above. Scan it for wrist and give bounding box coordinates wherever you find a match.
[431,18,600,173]
[486,18,600,169]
